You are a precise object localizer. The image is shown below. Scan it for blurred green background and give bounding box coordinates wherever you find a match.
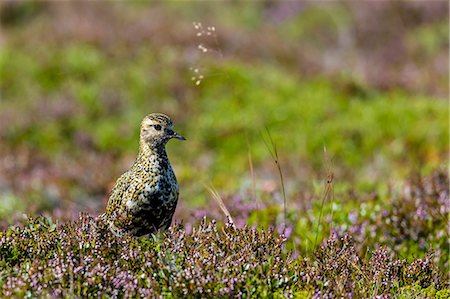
[0,1,448,227]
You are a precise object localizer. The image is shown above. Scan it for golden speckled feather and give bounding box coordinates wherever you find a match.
[100,113,185,236]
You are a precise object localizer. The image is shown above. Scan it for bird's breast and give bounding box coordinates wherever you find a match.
[138,157,178,204]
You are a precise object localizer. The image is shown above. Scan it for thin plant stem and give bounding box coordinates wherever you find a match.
[261,127,287,232]
[313,146,334,250]
[205,183,235,227]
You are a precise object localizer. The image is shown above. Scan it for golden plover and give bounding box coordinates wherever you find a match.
[101,113,185,236]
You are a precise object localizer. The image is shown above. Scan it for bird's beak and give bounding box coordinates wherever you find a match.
[172,132,186,141]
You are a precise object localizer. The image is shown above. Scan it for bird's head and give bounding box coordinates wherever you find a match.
[140,113,186,150]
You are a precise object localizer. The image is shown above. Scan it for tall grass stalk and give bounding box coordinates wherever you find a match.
[205,183,235,227]
[261,127,287,232]
[313,146,334,250]
[246,138,257,204]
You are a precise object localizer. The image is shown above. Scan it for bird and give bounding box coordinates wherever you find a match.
[100,113,185,236]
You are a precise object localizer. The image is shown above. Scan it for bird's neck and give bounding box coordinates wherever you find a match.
[137,142,168,161]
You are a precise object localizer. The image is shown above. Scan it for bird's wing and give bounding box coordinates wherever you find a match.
[106,171,133,214]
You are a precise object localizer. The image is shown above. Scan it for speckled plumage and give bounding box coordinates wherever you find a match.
[101,113,185,236]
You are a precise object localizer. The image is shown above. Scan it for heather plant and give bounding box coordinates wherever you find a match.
[300,233,448,298]
[337,169,450,271]
[187,168,449,274]
[0,215,295,298]
[1,171,449,297]
[1,213,449,298]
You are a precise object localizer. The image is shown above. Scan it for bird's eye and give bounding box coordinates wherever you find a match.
[153,124,162,131]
